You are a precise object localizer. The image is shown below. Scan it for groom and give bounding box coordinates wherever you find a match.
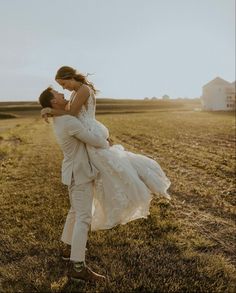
[39,87,108,282]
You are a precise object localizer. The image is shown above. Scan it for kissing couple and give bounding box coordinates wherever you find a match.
[38,65,171,282]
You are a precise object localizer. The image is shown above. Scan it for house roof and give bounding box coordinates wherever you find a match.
[203,77,231,88]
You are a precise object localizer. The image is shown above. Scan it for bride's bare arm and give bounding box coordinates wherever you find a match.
[69,85,90,115]
[40,85,93,124]
[41,85,90,120]
[51,85,90,117]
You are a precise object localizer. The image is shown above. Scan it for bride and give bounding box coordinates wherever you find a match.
[41,66,171,231]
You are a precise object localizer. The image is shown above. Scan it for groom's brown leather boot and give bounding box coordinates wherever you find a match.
[70,264,106,282]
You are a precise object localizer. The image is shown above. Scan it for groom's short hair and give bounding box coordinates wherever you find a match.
[38,87,54,108]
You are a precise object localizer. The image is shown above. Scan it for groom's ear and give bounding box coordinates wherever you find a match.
[51,98,57,104]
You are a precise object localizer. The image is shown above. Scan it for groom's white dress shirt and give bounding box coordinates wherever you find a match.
[53,115,108,186]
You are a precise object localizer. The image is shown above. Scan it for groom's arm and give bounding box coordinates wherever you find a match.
[65,116,109,148]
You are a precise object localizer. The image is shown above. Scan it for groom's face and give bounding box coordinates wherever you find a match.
[51,90,67,108]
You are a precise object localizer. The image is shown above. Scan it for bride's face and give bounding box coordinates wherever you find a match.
[56,78,74,91]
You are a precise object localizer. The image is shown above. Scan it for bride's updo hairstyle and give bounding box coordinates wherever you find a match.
[55,66,98,94]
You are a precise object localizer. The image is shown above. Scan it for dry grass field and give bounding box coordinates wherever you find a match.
[0,100,235,292]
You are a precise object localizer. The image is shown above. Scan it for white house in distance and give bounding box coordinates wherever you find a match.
[201,77,236,111]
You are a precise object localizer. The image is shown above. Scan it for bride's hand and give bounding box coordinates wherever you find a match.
[107,137,113,146]
[41,107,53,116]
[41,107,53,124]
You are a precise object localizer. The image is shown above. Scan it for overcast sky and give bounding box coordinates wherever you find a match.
[0,0,235,101]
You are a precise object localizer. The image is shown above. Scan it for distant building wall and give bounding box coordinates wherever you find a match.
[201,78,235,111]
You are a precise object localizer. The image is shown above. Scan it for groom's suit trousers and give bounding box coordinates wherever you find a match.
[61,179,94,262]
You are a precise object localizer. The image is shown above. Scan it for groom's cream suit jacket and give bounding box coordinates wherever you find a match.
[53,115,108,186]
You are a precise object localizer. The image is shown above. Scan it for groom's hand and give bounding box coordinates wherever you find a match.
[107,137,113,146]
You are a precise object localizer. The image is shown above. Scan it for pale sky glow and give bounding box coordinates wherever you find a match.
[0,0,235,101]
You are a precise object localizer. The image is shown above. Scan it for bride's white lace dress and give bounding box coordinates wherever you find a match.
[71,87,171,231]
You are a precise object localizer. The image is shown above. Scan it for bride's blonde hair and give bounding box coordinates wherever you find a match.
[55,66,98,94]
